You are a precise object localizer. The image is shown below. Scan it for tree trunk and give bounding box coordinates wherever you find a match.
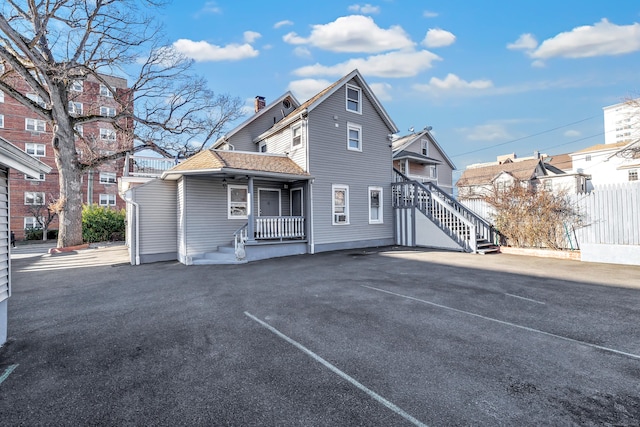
[50,83,84,248]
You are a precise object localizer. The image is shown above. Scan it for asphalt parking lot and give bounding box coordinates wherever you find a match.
[1,244,639,426]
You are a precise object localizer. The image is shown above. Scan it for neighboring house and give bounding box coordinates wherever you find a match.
[0,68,132,240]
[570,141,639,190]
[391,128,456,194]
[0,136,51,346]
[121,69,399,265]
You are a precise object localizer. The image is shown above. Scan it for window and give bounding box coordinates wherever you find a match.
[585,154,592,162]
[25,118,46,132]
[259,142,267,153]
[543,180,553,191]
[68,101,83,115]
[347,123,362,151]
[346,84,361,114]
[399,160,406,175]
[25,173,45,181]
[429,165,437,179]
[421,139,429,156]
[99,194,116,206]
[369,187,383,224]
[291,124,302,149]
[25,192,45,205]
[100,84,113,97]
[100,128,117,141]
[27,93,46,108]
[100,106,116,117]
[99,172,117,184]
[70,80,83,92]
[24,217,42,230]
[332,185,349,225]
[291,188,303,216]
[0,114,3,128]
[0,90,4,103]
[75,125,83,138]
[25,143,46,157]
[228,185,248,219]
[630,169,638,182]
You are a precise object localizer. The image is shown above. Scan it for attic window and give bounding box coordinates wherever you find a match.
[346,84,361,114]
[283,99,291,109]
[421,139,429,156]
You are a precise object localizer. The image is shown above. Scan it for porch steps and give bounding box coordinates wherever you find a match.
[476,238,499,255]
[190,245,247,265]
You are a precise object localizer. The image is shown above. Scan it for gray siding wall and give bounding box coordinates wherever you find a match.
[308,78,394,248]
[226,101,297,152]
[261,120,308,172]
[0,168,8,303]
[132,179,177,259]
[404,139,454,191]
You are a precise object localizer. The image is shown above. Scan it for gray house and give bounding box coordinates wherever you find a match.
[121,69,399,265]
[0,136,51,346]
[392,129,456,194]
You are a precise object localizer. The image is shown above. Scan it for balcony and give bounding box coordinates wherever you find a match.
[123,154,177,178]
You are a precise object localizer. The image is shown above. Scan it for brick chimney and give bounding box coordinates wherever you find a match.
[254,96,266,113]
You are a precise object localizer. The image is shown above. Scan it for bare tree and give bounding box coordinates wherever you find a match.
[25,193,58,241]
[0,1,243,247]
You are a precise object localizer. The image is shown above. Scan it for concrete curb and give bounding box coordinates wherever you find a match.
[48,243,90,254]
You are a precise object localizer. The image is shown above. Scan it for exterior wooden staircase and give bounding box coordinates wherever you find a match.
[393,170,499,254]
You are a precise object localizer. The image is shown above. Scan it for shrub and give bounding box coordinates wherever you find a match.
[82,204,126,243]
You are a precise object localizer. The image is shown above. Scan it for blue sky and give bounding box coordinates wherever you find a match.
[157,1,640,173]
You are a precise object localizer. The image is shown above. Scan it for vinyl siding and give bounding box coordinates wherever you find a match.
[225,101,297,152]
[0,169,7,302]
[261,122,308,172]
[131,179,177,257]
[404,139,454,191]
[308,78,394,247]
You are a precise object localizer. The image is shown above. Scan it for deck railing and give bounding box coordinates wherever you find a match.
[124,154,177,177]
[255,216,305,240]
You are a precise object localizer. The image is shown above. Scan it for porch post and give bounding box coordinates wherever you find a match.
[247,176,255,242]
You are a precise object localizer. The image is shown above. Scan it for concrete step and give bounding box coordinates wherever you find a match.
[190,250,247,265]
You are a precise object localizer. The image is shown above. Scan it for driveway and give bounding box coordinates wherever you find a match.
[1,245,639,426]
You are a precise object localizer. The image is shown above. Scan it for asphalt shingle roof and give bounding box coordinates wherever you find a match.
[456,158,541,187]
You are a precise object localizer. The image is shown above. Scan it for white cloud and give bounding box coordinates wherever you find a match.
[369,82,393,101]
[172,39,259,62]
[292,50,441,78]
[274,20,294,29]
[293,47,312,58]
[564,129,581,137]
[283,15,414,53]
[199,1,222,14]
[243,31,262,44]
[413,73,493,95]
[423,28,456,48]
[507,33,538,50]
[510,19,640,63]
[348,4,381,14]
[423,10,438,18]
[287,79,333,102]
[459,124,514,142]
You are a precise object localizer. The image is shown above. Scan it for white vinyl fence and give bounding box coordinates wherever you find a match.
[460,181,640,249]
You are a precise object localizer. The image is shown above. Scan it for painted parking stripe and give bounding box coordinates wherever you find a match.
[0,364,18,385]
[244,311,428,427]
[504,293,546,305]
[362,285,640,362]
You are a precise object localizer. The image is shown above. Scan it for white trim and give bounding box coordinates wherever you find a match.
[347,122,362,152]
[99,171,117,184]
[24,191,45,205]
[368,186,383,224]
[291,123,303,151]
[346,84,362,114]
[25,143,46,157]
[25,118,46,133]
[258,188,281,217]
[99,193,116,206]
[332,184,350,225]
[227,184,248,219]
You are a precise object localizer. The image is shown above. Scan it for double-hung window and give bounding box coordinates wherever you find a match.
[100,172,117,184]
[25,173,45,181]
[69,101,83,116]
[346,84,361,114]
[0,114,3,128]
[99,194,116,206]
[26,118,46,132]
[27,93,46,108]
[0,90,4,103]
[100,84,113,97]
[100,128,117,141]
[332,185,349,225]
[25,192,45,205]
[368,187,383,224]
[347,123,362,152]
[228,185,248,219]
[100,106,116,117]
[291,124,302,149]
[24,217,42,230]
[25,143,46,157]
[71,80,83,92]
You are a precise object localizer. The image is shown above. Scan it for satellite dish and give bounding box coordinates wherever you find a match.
[408,127,414,133]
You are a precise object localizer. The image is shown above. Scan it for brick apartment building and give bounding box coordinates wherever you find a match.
[0,66,132,241]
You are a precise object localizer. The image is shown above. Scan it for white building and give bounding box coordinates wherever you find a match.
[570,142,639,190]
[603,99,639,145]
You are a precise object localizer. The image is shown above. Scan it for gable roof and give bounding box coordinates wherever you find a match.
[391,129,456,169]
[254,69,398,142]
[162,149,311,180]
[0,136,51,177]
[545,153,572,171]
[572,141,629,155]
[212,92,300,148]
[456,158,543,187]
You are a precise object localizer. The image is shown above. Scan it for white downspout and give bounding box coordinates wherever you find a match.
[123,190,140,265]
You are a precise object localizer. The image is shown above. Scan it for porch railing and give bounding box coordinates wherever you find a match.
[124,154,177,177]
[255,216,305,240]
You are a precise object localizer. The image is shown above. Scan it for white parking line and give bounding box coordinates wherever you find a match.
[362,285,640,362]
[0,364,18,385]
[504,293,546,305]
[244,311,428,427]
